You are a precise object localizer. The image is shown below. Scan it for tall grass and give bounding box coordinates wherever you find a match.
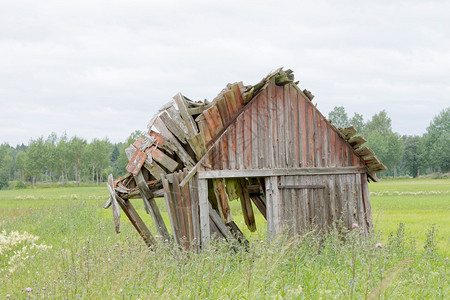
[0,183,449,298]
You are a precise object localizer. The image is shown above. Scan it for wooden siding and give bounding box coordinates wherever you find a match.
[204,81,365,171]
[265,173,370,239]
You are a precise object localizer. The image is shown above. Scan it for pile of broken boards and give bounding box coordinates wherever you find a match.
[104,68,386,251]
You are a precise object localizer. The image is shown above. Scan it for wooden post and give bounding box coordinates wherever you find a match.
[198,178,210,249]
[134,171,170,240]
[265,176,280,241]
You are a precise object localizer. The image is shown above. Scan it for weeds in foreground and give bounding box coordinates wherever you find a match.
[0,190,448,299]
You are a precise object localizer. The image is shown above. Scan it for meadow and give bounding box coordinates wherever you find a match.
[0,178,448,299]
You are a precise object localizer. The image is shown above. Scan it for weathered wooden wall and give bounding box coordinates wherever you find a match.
[264,173,373,240]
[200,79,365,172]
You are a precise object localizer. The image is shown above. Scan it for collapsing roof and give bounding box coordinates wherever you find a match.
[105,68,386,250]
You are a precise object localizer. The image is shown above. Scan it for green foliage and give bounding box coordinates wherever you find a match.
[328,106,350,128]
[0,144,13,189]
[349,112,365,132]
[422,107,450,172]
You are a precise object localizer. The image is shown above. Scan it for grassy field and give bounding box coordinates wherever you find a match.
[0,178,448,298]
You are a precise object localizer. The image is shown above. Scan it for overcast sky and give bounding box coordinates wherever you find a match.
[1,0,449,146]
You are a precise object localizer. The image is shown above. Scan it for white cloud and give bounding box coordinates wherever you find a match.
[0,0,449,145]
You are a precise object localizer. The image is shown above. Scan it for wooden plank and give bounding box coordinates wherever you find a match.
[198,166,367,178]
[267,80,276,169]
[134,170,170,239]
[208,203,236,241]
[153,117,196,168]
[159,111,187,143]
[161,174,179,243]
[265,176,280,241]
[203,106,224,139]
[250,195,267,219]
[165,174,182,243]
[231,83,245,108]
[360,173,373,230]
[172,172,189,246]
[173,93,198,138]
[115,196,156,248]
[300,95,307,167]
[228,122,236,169]
[196,114,213,145]
[236,113,244,169]
[307,101,315,167]
[238,179,256,232]
[221,131,229,170]
[147,146,179,172]
[256,92,265,169]
[313,110,321,167]
[216,97,231,124]
[348,135,367,149]
[251,100,259,169]
[188,173,201,252]
[142,161,166,180]
[243,103,252,169]
[330,130,336,167]
[284,84,295,168]
[213,178,233,223]
[149,131,173,154]
[276,85,286,168]
[181,169,195,243]
[223,89,239,115]
[291,85,300,168]
[278,184,325,189]
[355,146,375,158]
[166,104,189,135]
[339,126,357,140]
[106,174,120,233]
[226,221,249,248]
[198,178,210,249]
[322,118,329,167]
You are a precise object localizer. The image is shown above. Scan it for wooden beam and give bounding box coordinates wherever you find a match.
[173,93,198,138]
[198,167,367,179]
[265,176,280,241]
[106,174,120,233]
[116,196,156,249]
[198,178,210,249]
[134,171,170,239]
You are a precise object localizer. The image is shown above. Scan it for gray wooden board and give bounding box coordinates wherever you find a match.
[134,171,170,239]
[198,167,366,179]
[198,178,210,248]
[107,174,120,233]
[251,100,259,169]
[116,196,156,248]
[188,174,201,252]
[161,174,179,244]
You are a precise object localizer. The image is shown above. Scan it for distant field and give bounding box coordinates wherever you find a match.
[369,178,450,255]
[0,178,448,298]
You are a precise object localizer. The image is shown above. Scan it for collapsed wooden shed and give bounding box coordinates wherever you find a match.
[105,68,386,250]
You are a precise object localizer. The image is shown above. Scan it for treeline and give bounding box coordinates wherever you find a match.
[0,107,448,189]
[328,106,449,177]
[0,131,143,189]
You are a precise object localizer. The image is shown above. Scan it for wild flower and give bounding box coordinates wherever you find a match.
[82,247,86,250]
[352,223,358,229]
[376,243,383,248]
[6,294,11,298]
[165,239,168,242]
[114,244,118,247]
[42,287,46,290]
[26,287,32,292]
[107,258,111,262]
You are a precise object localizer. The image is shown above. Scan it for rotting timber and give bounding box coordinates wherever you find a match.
[104,68,387,251]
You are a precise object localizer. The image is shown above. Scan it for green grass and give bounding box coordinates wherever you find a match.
[0,179,448,298]
[369,178,450,256]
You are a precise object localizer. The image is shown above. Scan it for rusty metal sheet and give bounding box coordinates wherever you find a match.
[126,149,147,175]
